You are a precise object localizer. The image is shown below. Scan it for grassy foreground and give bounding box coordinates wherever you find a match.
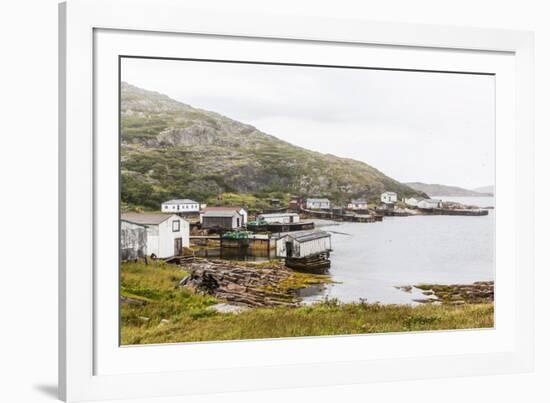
[121,261,494,345]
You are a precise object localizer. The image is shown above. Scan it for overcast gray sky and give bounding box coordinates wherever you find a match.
[122,58,495,190]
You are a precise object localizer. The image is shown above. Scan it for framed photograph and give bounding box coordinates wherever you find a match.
[59,0,534,401]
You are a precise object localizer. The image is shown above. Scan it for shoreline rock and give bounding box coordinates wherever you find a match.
[409,281,494,305]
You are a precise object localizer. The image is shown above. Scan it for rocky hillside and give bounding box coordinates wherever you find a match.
[121,82,424,210]
[405,182,492,197]
[472,185,494,196]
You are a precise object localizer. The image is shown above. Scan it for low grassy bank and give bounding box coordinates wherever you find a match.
[120,261,494,345]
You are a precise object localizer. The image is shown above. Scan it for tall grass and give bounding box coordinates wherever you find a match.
[120,261,494,345]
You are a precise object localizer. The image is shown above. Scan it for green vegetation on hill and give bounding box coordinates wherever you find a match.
[120,82,425,211]
[121,260,494,345]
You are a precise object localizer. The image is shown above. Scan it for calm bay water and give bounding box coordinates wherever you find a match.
[304,196,495,305]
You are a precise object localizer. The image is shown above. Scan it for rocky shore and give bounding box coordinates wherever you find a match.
[398,281,494,305]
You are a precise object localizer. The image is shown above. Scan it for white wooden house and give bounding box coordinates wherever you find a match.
[121,213,189,259]
[161,199,200,213]
[403,197,421,207]
[257,212,300,224]
[347,198,368,210]
[200,207,247,230]
[305,198,331,210]
[380,192,398,204]
[275,230,332,259]
[417,199,443,209]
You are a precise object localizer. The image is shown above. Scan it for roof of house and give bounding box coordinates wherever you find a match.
[287,230,331,243]
[162,199,198,205]
[202,206,246,212]
[202,210,241,218]
[121,212,177,225]
[258,213,299,218]
[350,199,368,204]
[382,192,397,196]
[120,220,146,228]
[306,198,330,203]
[420,198,441,203]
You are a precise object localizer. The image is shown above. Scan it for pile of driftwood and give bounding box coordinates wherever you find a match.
[179,260,298,307]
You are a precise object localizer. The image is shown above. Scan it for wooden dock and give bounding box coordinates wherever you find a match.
[300,208,382,223]
[424,208,489,216]
[247,221,315,233]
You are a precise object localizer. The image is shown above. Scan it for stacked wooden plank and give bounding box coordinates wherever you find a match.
[178,260,298,307]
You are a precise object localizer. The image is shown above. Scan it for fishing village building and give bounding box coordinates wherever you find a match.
[161,199,200,214]
[417,199,443,209]
[257,212,300,224]
[275,230,332,273]
[347,198,368,210]
[380,192,398,204]
[305,198,331,210]
[403,196,422,207]
[200,207,248,230]
[120,220,147,261]
[121,213,190,259]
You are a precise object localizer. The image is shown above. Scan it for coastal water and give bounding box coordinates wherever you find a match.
[304,196,495,305]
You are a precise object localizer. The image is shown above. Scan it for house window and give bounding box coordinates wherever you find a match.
[172,220,180,232]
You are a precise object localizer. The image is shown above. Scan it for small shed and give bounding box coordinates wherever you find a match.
[404,197,421,207]
[120,220,147,261]
[121,213,190,259]
[306,198,331,210]
[200,207,247,229]
[202,210,243,230]
[418,199,443,209]
[276,230,332,259]
[257,212,300,224]
[381,192,398,204]
[347,198,368,210]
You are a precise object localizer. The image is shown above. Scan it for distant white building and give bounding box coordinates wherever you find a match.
[200,207,248,230]
[403,197,422,207]
[381,192,398,204]
[306,198,331,210]
[347,199,368,210]
[417,199,443,209]
[121,213,189,259]
[161,199,200,213]
[257,212,300,224]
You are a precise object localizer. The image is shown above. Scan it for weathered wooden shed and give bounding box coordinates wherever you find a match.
[347,199,368,210]
[121,213,189,259]
[120,220,147,261]
[201,210,243,230]
[275,230,332,259]
[417,199,443,209]
[200,207,247,230]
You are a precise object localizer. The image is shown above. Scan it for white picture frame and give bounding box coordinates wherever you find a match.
[59,0,534,401]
